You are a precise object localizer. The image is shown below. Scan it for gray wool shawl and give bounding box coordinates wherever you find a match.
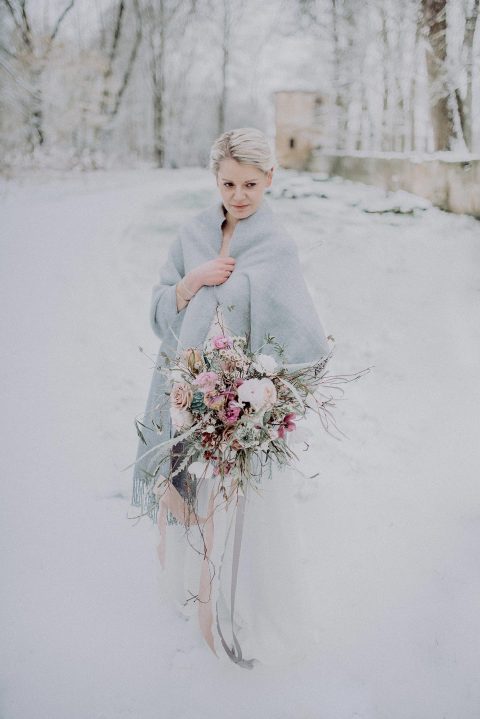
[131,196,331,519]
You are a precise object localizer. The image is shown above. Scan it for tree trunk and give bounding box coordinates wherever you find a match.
[331,0,345,150]
[217,0,230,136]
[421,0,454,150]
[151,0,166,167]
[28,65,44,149]
[460,0,479,150]
[408,9,423,153]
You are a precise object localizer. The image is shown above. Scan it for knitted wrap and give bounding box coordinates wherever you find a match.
[131,197,330,521]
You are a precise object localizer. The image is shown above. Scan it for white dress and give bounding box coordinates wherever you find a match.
[157,306,323,669]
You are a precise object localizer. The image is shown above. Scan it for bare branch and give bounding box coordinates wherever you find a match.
[109,0,142,118]
[98,0,125,117]
[19,0,32,42]
[49,0,76,44]
[1,0,22,32]
[108,0,125,69]
[1,0,32,49]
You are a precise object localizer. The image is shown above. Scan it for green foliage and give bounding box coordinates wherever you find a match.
[191,391,207,413]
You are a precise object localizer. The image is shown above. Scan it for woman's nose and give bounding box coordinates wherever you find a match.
[233,187,246,199]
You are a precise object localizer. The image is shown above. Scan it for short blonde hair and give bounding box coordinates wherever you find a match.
[209,127,276,176]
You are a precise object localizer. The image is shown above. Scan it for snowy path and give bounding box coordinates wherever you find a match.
[1,167,480,719]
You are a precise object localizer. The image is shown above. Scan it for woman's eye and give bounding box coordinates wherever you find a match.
[223,182,256,187]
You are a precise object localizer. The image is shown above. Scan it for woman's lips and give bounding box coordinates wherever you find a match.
[233,204,249,208]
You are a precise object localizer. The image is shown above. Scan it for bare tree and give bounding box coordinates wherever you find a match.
[456,0,479,150]
[143,0,197,166]
[330,0,350,150]
[217,0,231,135]
[92,0,142,153]
[0,0,75,151]
[210,0,248,136]
[420,0,464,150]
[407,2,423,152]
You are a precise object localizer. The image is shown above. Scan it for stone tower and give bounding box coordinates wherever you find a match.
[274,90,331,170]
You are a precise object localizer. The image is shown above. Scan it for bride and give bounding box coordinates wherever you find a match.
[132,127,332,669]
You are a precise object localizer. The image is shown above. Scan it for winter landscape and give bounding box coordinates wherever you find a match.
[2,0,480,716]
[1,166,480,718]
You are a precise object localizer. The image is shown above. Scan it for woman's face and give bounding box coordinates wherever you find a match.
[216,158,273,219]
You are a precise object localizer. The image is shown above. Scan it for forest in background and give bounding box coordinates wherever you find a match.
[0,0,479,171]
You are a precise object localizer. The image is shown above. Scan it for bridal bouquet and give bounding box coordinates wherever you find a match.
[144,329,368,512]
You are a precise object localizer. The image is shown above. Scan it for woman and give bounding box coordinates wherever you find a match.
[132,127,332,669]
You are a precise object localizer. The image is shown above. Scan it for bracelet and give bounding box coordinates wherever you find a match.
[180,277,196,300]
[176,284,190,304]
[177,279,194,303]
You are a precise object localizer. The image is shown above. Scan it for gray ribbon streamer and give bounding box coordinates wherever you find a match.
[215,483,258,669]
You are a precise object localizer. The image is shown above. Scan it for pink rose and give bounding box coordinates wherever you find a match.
[193,371,218,392]
[211,335,233,349]
[170,382,193,409]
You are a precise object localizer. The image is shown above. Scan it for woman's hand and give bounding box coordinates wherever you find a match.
[186,257,236,292]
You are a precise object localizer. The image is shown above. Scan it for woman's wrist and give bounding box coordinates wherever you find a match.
[176,279,193,303]
[184,270,203,295]
[175,282,189,311]
[176,272,201,306]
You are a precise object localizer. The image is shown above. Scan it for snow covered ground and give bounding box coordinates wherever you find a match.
[1,166,480,719]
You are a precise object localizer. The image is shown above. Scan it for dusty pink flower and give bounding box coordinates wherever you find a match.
[193,371,219,392]
[278,412,297,439]
[211,335,233,349]
[170,382,193,409]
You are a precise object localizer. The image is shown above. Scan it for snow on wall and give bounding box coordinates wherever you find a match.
[310,151,480,218]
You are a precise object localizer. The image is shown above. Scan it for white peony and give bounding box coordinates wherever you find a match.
[170,406,194,430]
[237,377,277,412]
[253,353,278,376]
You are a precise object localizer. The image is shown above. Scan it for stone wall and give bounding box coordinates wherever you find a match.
[309,151,480,218]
